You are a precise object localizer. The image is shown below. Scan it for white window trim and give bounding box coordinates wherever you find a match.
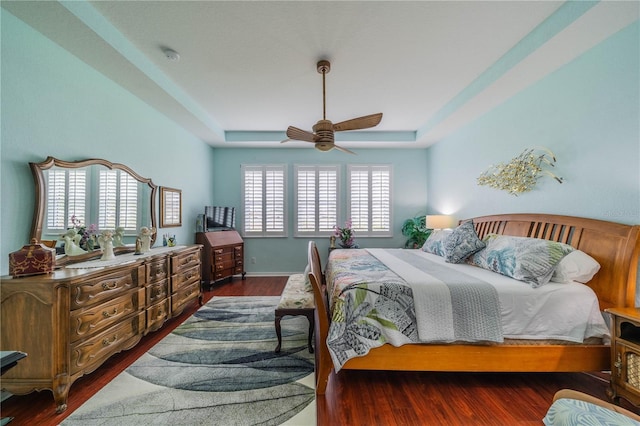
[294,164,340,237]
[241,164,288,238]
[347,164,393,237]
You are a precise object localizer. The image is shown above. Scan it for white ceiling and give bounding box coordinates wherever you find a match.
[3,1,638,150]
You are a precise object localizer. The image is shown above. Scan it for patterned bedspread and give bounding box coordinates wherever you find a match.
[325,248,504,371]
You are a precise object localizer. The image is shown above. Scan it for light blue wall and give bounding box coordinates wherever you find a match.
[426,21,639,225]
[2,8,637,279]
[0,10,215,275]
[211,148,428,273]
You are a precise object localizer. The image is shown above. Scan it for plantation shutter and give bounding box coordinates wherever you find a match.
[347,164,392,237]
[242,164,287,237]
[118,172,138,231]
[45,169,87,231]
[295,165,339,236]
[98,170,118,230]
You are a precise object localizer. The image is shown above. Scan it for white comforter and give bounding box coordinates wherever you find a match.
[401,250,611,343]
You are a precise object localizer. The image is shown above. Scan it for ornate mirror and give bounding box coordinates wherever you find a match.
[30,156,157,264]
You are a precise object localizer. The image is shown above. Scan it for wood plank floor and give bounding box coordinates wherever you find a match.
[1,276,637,425]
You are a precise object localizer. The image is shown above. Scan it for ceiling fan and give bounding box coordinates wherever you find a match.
[282,60,383,154]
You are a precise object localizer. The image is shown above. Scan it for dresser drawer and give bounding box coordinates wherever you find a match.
[70,288,144,343]
[214,251,234,263]
[146,258,169,283]
[70,311,145,375]
[146,279,169,305]
[171,281,199,316]
[215,259,236,271]
[171,264,200,292]
[214,267,242,281]
[171,247,201,273]
[71,266,142,309]
[146,299,169,332]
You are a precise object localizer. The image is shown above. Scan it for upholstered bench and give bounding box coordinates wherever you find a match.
[275,273,315,353]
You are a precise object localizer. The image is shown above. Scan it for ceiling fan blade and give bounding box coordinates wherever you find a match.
[333,113,383,132]
[286,126,317,142]
[333,144,357,155]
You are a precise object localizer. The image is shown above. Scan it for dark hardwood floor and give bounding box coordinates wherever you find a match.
[1,276,637,425]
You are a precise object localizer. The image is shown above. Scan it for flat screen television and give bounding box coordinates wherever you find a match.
[205,206,236,231]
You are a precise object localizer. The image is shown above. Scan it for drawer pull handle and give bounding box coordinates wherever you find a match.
[102,308,118,318]
[102,335,117,346]
[102,282,117,291]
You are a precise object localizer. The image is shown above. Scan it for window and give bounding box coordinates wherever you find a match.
[294,165,339,236]
[241,164,287,237]
[44,168,139,234]
[347,164,392,237]
[46,169,87,230]
[98,169,139,232]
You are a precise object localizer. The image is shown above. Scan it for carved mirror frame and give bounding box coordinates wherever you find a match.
[30,156,157,264]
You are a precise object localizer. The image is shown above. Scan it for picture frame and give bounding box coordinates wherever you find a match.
[160,187,182,227]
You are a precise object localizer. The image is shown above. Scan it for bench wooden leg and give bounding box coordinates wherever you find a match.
[305,311,315,354]
[274,308,314,353]
[275,312,283,353]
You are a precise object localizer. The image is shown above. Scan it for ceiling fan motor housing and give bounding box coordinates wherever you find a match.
[313,119,334,142]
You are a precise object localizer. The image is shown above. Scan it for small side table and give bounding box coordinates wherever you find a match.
[605,307,640,407]
[1,351,27,425]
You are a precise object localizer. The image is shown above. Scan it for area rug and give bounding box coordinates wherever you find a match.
[61,296,316,425]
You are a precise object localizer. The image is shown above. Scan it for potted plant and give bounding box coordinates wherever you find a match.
[401,216,431,249]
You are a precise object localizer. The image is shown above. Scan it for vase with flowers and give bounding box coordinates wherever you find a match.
[69,215,99,251]
[334,219,355,248]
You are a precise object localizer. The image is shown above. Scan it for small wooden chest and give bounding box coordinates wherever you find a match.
[8,239,56,277]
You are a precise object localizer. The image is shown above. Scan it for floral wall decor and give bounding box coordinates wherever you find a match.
[477,147,563,196]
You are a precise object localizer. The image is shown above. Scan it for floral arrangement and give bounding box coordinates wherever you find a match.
[334,219,355,248]
[69,215,98,250]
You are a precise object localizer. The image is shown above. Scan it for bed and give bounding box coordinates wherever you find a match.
[307,213,640,394]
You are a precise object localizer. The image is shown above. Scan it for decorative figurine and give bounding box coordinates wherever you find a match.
[134,237,143,255]
[113,227,125,247]
[98,230,115,261]
[330,235,336,249]
[61,229,87,256]
[139,226,156,253]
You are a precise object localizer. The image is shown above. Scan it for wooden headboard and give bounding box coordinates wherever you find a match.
[469,213,640,309]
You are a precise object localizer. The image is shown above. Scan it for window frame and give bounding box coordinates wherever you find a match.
[346,164,393,237]
[241,164,288,238]
[293,164,340,237]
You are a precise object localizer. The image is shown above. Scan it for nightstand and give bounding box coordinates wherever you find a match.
[606,307,640,407]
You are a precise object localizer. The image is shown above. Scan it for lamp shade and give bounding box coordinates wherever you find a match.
[425,215,456,230]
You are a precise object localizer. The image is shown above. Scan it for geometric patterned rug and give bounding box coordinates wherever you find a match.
[61,296,316,425]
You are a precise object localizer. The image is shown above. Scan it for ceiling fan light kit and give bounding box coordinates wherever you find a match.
[283,60,383,154]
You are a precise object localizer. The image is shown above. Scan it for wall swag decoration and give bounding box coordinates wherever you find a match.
[477,147,563,196]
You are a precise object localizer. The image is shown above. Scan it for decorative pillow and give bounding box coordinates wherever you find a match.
[442,220,486,264]
[421,229,452,257]
[468,234,575,288]
[550,250,600,283]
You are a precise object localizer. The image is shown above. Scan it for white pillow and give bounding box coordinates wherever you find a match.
[551,250,600,283]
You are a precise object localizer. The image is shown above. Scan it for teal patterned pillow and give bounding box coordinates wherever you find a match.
[468,234,575,288]
[443,220,486,264]
[421,229,452,257]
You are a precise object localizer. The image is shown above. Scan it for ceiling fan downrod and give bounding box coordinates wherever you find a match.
[317,60,331,121]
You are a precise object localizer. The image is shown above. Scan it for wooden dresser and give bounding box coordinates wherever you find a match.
[196,230,245,287]
[0,244,202,413]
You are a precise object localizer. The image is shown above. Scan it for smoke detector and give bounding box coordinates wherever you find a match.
[162,48,180,62]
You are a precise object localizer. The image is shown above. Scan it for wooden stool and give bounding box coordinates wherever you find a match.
[275,274,314,353]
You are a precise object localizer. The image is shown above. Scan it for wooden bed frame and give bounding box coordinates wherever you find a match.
[307,213,640,394]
